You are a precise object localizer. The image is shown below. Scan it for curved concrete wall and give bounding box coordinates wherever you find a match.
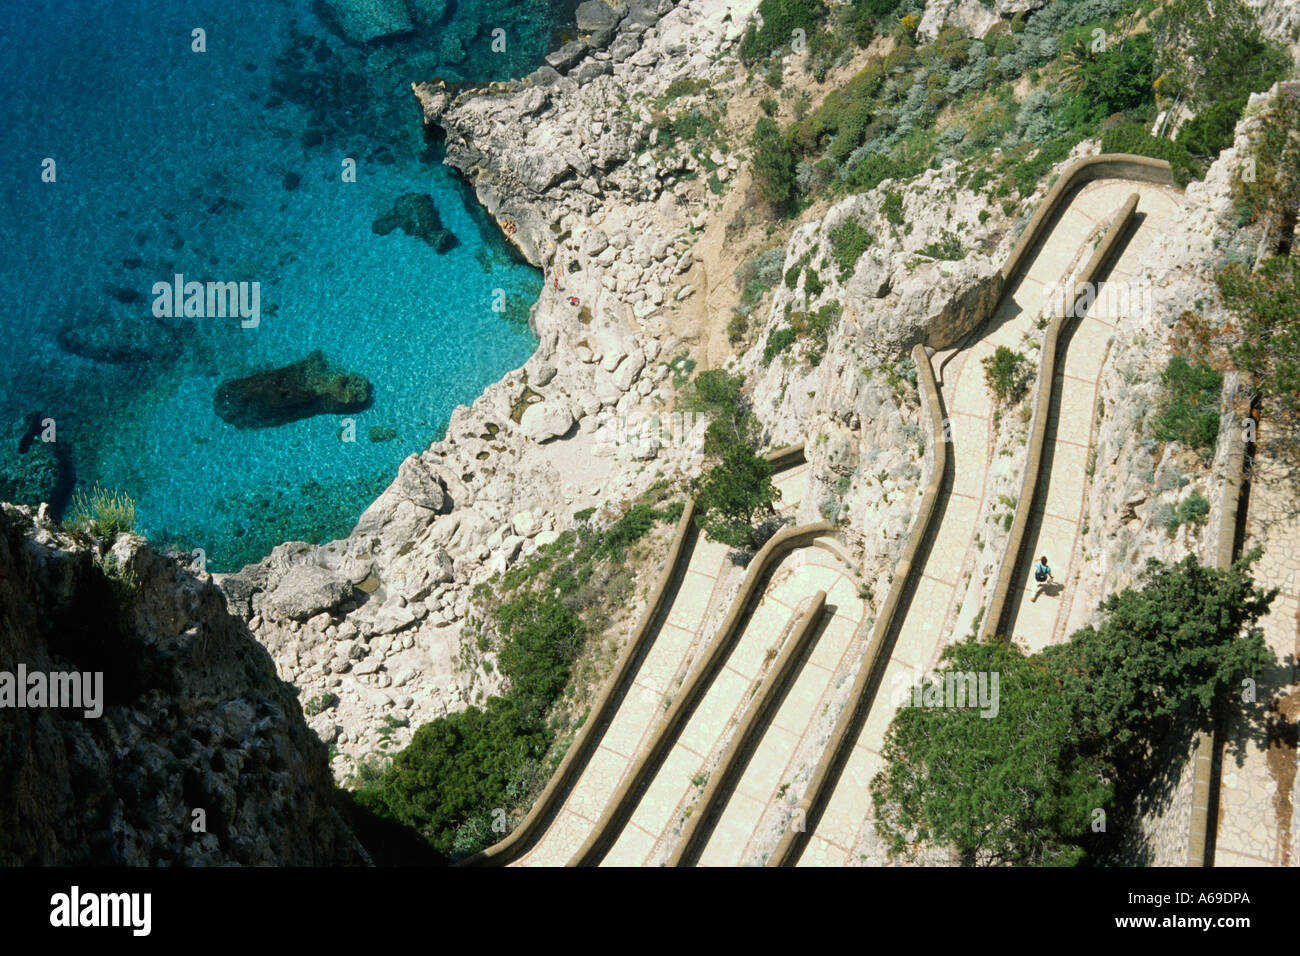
[999,155,1175,284]
[667,589,829,866]
[925,155,1175,352]
[979,192,1142,642]
[769,342,948,866]
[1187,395,1252,866]
[570,518,836,866]
[461,442,805,866]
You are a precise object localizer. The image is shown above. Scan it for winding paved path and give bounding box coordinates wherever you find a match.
[487,175,1213,867]
[1003,184,1184,652]
[511,462,813,865]
[607,544,865,866]
[796,179,1167,865]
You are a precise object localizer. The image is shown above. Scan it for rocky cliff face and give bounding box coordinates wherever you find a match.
[0,504,365,865]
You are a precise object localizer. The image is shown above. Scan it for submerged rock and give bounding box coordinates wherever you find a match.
[372,192,459,252]
[315,0,414,45]
[0,413,65,510]
[56,314,182,366]
[213,350,373,429]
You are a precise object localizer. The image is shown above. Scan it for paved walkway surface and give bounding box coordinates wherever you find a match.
[796,179,1138,865]
[1214,446,1300,867]
[1004,183,1184,653]
[606,544,865,866]
[513,462,812,865]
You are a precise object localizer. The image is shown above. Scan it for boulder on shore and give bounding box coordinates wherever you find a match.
[266,564,353,621]
[214,350,372,429]
[372,193,459,252]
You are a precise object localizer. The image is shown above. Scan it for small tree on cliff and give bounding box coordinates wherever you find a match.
[692,440,781,550]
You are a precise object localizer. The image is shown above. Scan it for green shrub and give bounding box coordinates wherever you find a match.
[600,504,658,559]
[763,327,799,366]
[1173,96,1248,183]
[1154,0,1290,113]
[789,302,843,367]
[1150,355,1222,455]
[353,696,548,859]
[727,310,749,344]
[981,346,1032,405]
[494,595,587,722]
[918,230,965,261]
[655,77,708,109]
[1174,491,1211,528]
[740,0,827,63]
[65,483,136,540]
[1216,256,1300,463]
[845,152,921,194]
[751,117,798,209]
[304,693,339,717]
[829,219,875,280]
[804,268,825,298]
[1099,123,1198,186]
[692,441,780,549]
[1060,31,1156,128]
[666,351,697,388]
[882,189,905,226]
[1008,132,1084,197]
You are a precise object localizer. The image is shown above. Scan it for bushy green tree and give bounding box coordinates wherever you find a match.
[872,639,1110,867]
[692,440,780,549]
[1043,552,1273,747]
[874,553,1276,866]
[355,696,548,858]
[682,369,758,456]
[1216,255,1300,471]
[751,116,798,209]
[1061,30,1156,126]
[1154,0,1290,110]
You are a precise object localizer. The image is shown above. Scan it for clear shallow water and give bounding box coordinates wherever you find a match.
[0,0,568,569]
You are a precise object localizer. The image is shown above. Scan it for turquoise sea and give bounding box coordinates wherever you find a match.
[0,0,573,569]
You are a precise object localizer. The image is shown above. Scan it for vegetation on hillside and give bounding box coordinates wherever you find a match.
[743,0,1288,211]
[1149,355,1223,456]
[1171,88,1300,477]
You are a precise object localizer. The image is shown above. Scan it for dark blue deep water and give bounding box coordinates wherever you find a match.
[0,0,572,569]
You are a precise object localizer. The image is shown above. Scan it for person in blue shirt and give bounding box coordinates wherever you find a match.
[1031,555,1054,601]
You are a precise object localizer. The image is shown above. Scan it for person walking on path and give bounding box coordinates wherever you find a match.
[1030,555,1054,602]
